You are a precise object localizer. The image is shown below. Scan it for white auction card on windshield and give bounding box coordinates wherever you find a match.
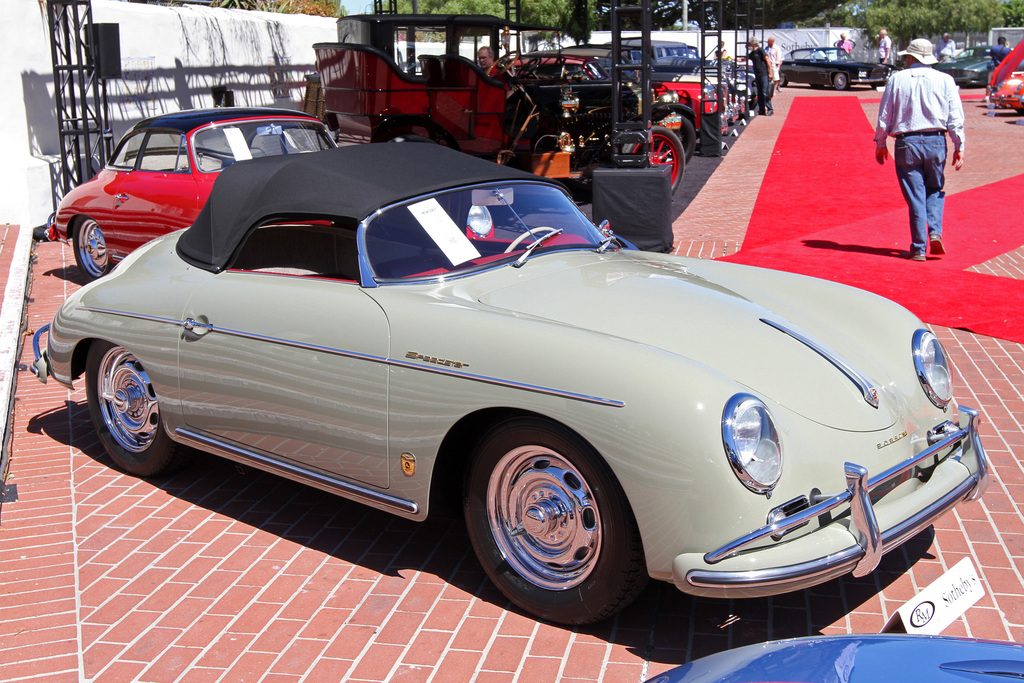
[408,198,480,266]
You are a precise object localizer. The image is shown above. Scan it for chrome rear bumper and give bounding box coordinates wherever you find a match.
[685,406,988,591]
[30,324,51,384]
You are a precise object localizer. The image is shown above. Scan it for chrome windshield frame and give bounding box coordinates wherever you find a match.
[359,180,603,286]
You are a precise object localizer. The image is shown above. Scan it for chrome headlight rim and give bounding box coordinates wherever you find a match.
[722,393,783,496]
[913,329,953,409]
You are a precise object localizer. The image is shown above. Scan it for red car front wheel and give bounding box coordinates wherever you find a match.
[649,125,685,192]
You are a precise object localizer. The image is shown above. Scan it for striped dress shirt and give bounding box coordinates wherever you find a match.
[874,63,965,152]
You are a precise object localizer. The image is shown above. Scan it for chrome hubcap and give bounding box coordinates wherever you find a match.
[487,446,601,590]
[97,346,158,453]
[78,219,108,277]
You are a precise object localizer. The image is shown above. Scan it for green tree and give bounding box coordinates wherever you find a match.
[394,0,592,43]
[591,0,848,31]
[864,0,1002,50]
[764,0,852,27]
[1004,0,1024,27]
[799,2,864,28]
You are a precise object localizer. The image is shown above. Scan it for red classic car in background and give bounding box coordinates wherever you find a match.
[990,40,1024,114]
[314,14,695,192]
[50,108,335,280]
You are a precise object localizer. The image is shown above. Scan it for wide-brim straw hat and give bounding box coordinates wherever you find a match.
[898,38,938,65]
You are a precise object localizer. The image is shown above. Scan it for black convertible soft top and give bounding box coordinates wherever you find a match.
[176,144,556,272]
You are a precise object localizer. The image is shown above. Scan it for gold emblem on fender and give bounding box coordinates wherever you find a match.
[877,430,908,450]
[406,351,469,369]
[400,452,416,477]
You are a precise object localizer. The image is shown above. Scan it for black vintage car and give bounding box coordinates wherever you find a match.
[779,47,891,90]
[314,14,694,192]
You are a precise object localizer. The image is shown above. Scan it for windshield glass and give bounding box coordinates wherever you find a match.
[364,182,603,281]
[791,48,851,62]
[192,120,334,173]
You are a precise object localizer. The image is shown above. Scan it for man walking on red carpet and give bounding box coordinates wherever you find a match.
[874,38,964,261]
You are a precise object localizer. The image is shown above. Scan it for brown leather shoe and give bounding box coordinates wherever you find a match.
[905,252,927,261]
[930,236,945,255]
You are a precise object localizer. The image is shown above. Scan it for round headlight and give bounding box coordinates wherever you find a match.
[913,329,952,409]
[467,205,493,238]
[722,394,783,495]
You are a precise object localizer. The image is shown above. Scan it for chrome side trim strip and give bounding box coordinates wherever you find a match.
[761,318,880,408]
[81,307,624,408]
[387,357,625,407]
[174,427,419,515]
[82,306,183,327]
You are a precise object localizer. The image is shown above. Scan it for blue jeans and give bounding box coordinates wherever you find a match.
[754,74,771,114]
[894,134,947,255]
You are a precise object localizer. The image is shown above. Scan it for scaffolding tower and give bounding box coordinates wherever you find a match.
[47,0,114,196]
[607,0,653,168]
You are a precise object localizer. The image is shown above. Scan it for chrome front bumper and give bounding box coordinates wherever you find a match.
[683,406,988,592]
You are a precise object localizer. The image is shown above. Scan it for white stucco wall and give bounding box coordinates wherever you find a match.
[4,0,337,228]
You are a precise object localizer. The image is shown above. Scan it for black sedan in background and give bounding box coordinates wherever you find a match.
[779,47,891,90]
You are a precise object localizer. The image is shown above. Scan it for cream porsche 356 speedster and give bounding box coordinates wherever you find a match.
[33,144,988,625]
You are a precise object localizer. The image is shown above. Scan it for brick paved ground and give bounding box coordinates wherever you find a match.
[2,85,1023,682]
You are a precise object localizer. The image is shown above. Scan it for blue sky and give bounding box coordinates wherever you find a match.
[339,0,371,14]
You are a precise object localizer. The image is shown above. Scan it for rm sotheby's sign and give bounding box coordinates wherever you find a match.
[883,557,985,635]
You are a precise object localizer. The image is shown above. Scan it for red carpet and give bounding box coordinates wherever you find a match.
[724,96,1024,343]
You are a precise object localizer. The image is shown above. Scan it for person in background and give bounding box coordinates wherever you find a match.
[874,39,965,261]
[747,38,772,116]
[766,36,784,97]
[937,33,956,62]
[476,46,496,74]
[991,37,1012,64]
[878,29,893,64]
[836,33,853,54]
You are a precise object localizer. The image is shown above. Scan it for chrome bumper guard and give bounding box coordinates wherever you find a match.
[688,406,988,589]
[30,324,50,384]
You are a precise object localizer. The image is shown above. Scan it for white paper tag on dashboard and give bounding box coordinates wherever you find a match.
[408,198,480,266]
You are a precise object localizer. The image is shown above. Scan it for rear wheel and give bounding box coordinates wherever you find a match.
[832,72,850,90]
[86,341,192,477]
[73,217,111,281]
[464,417,648,625]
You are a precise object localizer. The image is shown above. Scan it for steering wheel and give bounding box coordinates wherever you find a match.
[504,227,558,253]
[492,50,521,78]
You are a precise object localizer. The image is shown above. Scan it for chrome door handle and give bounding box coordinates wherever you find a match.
[183,317,212,336]
[114,193,129,204]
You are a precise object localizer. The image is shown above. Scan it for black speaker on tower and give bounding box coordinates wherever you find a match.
[91,23,122,80]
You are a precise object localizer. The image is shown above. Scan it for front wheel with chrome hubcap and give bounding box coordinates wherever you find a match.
[73,217,112,281]
[464,417,647,624]
[86,341,191,476]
